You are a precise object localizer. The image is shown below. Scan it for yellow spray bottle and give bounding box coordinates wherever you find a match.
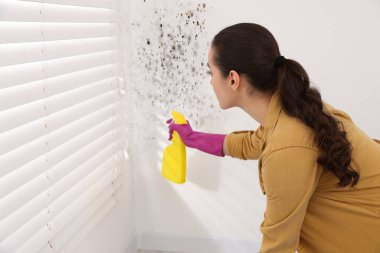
[161,110,187,184]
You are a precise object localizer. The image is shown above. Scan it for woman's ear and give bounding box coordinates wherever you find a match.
[229,70,240,92]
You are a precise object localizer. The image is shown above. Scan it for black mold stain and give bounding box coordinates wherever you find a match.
[132,2,216,147]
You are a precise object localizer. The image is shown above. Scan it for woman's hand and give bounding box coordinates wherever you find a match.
[165,118,227,157]
[166,118,194,145]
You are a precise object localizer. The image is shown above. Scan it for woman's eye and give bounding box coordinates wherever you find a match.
[206,70,212,75]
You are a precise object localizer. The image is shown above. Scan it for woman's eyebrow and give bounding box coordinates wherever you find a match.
[207,62,210,68]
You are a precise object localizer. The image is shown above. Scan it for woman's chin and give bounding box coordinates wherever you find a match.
[219,102,231,110]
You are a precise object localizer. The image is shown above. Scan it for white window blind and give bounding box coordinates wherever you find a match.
[0,1,127,252]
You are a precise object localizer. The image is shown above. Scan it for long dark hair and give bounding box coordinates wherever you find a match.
[212,23,359,188]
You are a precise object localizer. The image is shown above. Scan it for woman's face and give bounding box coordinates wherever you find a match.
[207,46,239,109]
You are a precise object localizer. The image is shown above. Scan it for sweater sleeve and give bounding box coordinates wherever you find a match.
[259,147,322,253]
[226,125,264,160]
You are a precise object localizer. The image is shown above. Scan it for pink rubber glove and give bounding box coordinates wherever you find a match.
[166,118,226,157]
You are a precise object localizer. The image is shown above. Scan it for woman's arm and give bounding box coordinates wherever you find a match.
[224,125,264,160]
[259,146,323,252]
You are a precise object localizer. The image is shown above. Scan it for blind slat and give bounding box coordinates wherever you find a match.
[0,1,114,23]
[46,64,116,97]
[2,174,123,253]
[51,127,125,180]
[0,22,115,44]
[45,78,116,117]
[0,155,123,248]
[0,132,124,237]
[0,64,116,111]
[0,187,49,247]
[0,38,116,68]
[0,80,43,112]
[48,104,121,150]
[21,0,111,9]
[56,127,123,172]
[11,172,122,253]
[0,127,123,221]
[0,155,46,199]
[0,86,118,135]
[47,92,122,138]
[0,87,120,154]
[0,212,51,253]
[0,114,123,178]
[0,117,46,156]
[53,168,123,239]
[0,173,47,225]
[0,100,45,136]
[0,137,48,179]
[19,225,52,253]
[52,152,123,220]
[0,50,117,88]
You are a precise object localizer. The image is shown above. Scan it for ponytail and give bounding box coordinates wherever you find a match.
[276,59,359,188]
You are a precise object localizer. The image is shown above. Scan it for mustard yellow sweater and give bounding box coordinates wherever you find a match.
[226,90,380,253]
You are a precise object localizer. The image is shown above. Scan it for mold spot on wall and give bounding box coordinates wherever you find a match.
[130,0,219,150]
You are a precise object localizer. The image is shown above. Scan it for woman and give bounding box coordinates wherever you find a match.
[166,23,380,252]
